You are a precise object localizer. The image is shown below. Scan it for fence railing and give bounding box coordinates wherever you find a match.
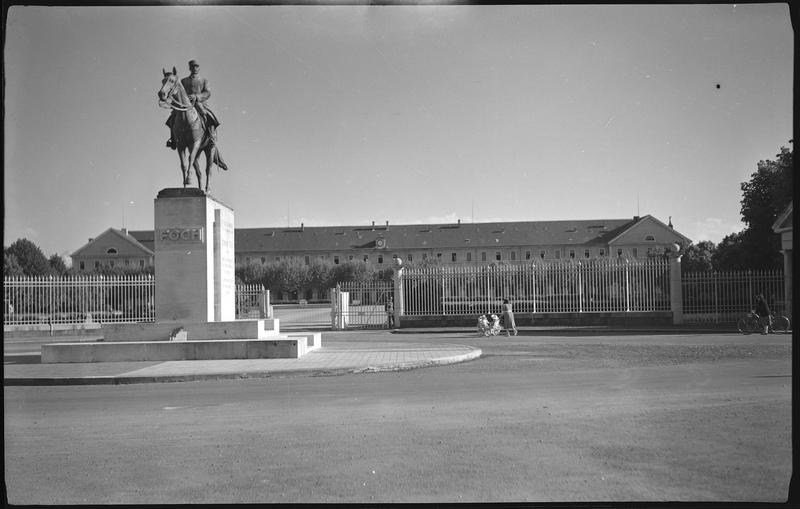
[682,269,785,322]
[4,275,155,325]
[235,284,270,319]
[401,259,672,316]
[4,277,271,325]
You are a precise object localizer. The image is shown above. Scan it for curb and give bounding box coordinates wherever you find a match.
[3,347,483,386]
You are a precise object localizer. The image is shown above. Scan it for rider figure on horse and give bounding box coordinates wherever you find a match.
[165,59,220,150]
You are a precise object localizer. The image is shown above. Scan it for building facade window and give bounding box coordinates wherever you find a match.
[540,250,546,259]
[334,255,340,264]
[451,253,457,262]
[423,253,428,260]
[304,256,310,265]
[140,260,145,268]
[125,259,130,266]
[349,255,354,261]
[363,254,369,262]
[495,252,501,261]
[80,261,85,270]
[511,251,516,261]
[569,249,575,259]
[407,254,413,262]
[617,248,624,257]
[261,256,266,264]
[632,248,638,258]
[555,249,561,259]
[466,252,472,262]
[584,249,590,259]
[645,235,656,242]
[525,250,531,260]
[481,252,487,262]
[107,248,117,254]
[378,255,384,264]
[95,261,100,269]
[599,248,606,257]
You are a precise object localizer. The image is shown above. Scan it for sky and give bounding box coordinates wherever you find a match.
[4,3,794,263]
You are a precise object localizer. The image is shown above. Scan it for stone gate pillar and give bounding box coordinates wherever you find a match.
[392,256,404,328]
[668,245,684,325]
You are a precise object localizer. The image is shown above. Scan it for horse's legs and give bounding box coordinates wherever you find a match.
[188,141,203,190]
[193,158,202,191]
[203,147,214,193]
[178,149,190,187]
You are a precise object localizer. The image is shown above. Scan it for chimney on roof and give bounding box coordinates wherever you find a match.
[633,216,640,222]
[372,221,375,230]
[88,238,94,243]
[458,219,461,225]
[386,220,389,230]
[668,216,673,229]
[301,223,304,231]
[122,228,128,235]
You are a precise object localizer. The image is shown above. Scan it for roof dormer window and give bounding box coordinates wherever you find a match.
[644,235,656,242]
[106,248,118,254]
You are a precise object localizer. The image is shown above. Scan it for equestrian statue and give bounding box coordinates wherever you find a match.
[158,59,228,192]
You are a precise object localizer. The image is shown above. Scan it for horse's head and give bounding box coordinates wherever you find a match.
[158,66,180,107]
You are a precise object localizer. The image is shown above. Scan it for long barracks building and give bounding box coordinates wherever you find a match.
[72,215,691,271]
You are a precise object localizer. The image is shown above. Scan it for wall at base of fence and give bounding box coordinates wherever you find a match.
[4,323,102,338]
[400,311,673,328]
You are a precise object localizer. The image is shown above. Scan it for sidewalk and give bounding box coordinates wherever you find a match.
[3,324,751,386]
[3,337,482,386]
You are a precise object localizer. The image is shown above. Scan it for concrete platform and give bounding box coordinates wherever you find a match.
[5,338,482,385]
[101,319,281,342]
[41,336,311,363]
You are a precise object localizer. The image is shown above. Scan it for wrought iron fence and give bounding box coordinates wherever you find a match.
[3,275,155,325]
[682,269,785,323]
[4,276,273,325]
[235,284,269,319]
[401,259,672,316]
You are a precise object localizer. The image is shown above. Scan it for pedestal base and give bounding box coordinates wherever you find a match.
[40,321,324,363]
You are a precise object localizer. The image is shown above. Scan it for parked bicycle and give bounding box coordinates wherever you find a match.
[737,312,790,334]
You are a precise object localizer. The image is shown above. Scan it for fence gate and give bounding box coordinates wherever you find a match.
[331,280,393,329]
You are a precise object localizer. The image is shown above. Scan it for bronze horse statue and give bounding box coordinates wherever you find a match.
[157,67,228,192]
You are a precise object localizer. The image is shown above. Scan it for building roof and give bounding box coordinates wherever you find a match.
[225,215,688,254]
[71,228,154,258]
[124,215,690,255]
[772,201,793,232]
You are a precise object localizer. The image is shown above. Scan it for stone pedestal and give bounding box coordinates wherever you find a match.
[43,188,323,363]
[154,188,235,322]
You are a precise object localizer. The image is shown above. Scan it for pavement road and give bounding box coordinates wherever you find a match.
[3,330,793,504]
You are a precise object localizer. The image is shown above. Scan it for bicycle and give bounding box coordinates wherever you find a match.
[737,312,791,334]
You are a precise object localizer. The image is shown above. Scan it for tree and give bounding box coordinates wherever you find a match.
[4,238,50,276]
[681,241,716,272]
[3,252,25,277]
[48,254,68,275]
[714,145,793,270]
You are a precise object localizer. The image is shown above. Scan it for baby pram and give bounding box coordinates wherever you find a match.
[477,314,502,336]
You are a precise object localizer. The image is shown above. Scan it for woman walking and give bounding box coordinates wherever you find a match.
[501,298,518,337]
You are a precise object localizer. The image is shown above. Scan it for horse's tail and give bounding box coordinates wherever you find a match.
[213,146,229,171]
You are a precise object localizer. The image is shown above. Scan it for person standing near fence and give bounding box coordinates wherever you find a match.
[501,298,518,337]
[754,294,772,335]
[385,296,395,329]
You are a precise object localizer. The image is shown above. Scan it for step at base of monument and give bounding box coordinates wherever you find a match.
[41,333,322,363]
[101,319,281,342]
